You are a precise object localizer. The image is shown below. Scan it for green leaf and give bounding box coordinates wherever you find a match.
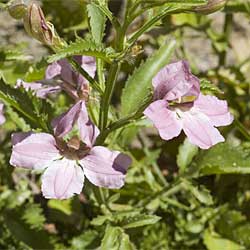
[100,225,135,250]
[190,143,250,176]
[121,214,161,229]
[182,180,213,205]
[87,3,106,44]
[48,38,114,64]
[120,40,176,117]
[4,211,52,249]
[48,199,72,216]
[203,229,244,250]
[177,138,199,173]
[71,230,99,250]
[200,79,223,95]
[216,210,250,248]
[0,78,50,131]
[22,204,45,230]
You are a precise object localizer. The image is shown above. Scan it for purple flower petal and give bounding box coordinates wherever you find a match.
[182,109,225,149]
[194,94,234,127]
[41,159,84,199]
[16,79,61,99]
[80,146,131,189]
[10,132,60,169]
[153,60,200,101]
[0,103,5,125]
[52,100,99,147]
[144,100,182,140]
[46,56,96,89]
[45,61,62,79]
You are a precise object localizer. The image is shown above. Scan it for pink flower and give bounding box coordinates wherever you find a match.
[16,56,96,100]
[46,56,96,100]
[0,103,5,125]
[144,60,233,149]
[10,101,131,199]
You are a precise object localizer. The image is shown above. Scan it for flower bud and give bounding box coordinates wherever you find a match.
[23,2,62,47]
[194,0,227,14]
[8,0,28,19]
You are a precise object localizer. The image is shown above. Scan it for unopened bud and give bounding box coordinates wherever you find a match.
[194,0,227,14]
[23,2,62,47]
[8,0,28,19]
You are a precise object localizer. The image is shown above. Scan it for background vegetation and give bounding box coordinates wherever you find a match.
[0,0,250,249]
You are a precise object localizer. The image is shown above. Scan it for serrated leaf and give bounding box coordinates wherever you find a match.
[22,204,45,230]
[177,138,198,173]
[4,211,52,249]
[190,143,250,176]
[120,40,176,117]
[0,78,50,131]
[100,225,135,250]
[48,38,114,63]
[200,79,223,95]
[6,106,31,131]
[87,3,106,44]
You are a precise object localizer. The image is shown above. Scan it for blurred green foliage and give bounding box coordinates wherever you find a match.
[0,0,250,249]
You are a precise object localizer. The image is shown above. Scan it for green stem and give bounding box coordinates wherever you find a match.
[139,181,183,207]
[235,118,250,141]
[219,13,233,66]
[138,133,168,186]
[127,5,179,48]
[67,57,103,94]
[99,63,120,130]
[96,93,152,144]
[97,58,105,91]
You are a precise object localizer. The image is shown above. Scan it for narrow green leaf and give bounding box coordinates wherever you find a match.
[177,138,198,173]
[120,40,176,117]
[87,3,106,44]
[121,214,161,229]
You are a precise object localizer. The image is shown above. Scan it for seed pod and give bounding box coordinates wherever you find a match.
[23,2,53,45]
[194,0,227,14]
[8,0,27,19]
[23,2,63,47]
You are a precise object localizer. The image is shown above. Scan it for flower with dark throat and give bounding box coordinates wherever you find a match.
[10,101,131,199]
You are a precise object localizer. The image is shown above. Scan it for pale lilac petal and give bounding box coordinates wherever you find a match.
[75,56,96,78]
[52,101,83,138]
[45,61,62,79]
[153,60,200,101]
[10,133,60,169]
[78,105,100,147]
[182,109,225,149]
[41,159,84,200]
[0,103,5,125]
[144,100,182,140]
[52,100,99,146]
[16,79,61,98]
[80,146,131,189]
[194,94,234,127]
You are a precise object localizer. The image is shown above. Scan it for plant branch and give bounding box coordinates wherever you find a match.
[67,57,103,94]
